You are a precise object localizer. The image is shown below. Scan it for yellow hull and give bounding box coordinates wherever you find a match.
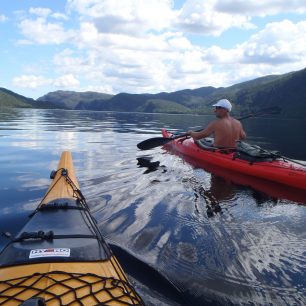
[0,151,143,305]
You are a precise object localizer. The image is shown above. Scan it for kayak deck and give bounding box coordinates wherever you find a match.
[0,151,143,305]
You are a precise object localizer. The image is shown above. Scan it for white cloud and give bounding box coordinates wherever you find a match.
[28,7,68,20]
[44,16,306,94]
[53,49,91,76]
[168,35,193,50]
[175,0,255,36]
[53,74,80,87]
[67,0,175,34]
[238,20,306,65]
[12,74,80,90]
[0,14,7,22]
[215,0,306,16]
[67,0,254,37]
[52,13,69,20]
[194,19,306,86]
[18,16,75,45]
[12,75,52,88]
[173,50,208,74]
[29,7,52,17]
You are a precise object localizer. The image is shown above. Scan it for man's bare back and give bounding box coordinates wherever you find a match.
[187,99,246,147]
[206,117,245,147]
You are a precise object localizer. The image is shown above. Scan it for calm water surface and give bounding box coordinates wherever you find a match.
[0,108,306,305]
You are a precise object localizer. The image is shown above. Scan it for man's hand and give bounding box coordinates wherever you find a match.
[187,130,194,137]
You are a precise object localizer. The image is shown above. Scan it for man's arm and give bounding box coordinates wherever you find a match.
[187,122,215,140]
[239,122,247,140]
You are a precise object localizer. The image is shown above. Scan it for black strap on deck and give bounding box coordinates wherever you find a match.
[13,231,97,242]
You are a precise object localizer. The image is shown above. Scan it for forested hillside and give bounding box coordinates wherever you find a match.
[0,88,34,108]
[2,67,306,118]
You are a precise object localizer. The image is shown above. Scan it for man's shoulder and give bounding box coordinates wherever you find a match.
[230,117,242,124]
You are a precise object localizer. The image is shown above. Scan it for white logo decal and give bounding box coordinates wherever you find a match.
[29,248,71,258]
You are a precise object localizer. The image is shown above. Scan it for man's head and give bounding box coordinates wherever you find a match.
[212,99,232,112]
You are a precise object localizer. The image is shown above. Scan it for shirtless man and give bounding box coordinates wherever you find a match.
[187,99,246,147]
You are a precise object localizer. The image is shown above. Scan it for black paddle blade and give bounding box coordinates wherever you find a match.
[137,137,173,150]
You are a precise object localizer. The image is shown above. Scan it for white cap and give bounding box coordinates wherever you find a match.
[212,99,232,112]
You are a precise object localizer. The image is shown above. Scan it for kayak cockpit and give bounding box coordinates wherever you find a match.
[196,137,216,151]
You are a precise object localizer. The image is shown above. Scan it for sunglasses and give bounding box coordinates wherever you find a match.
[215,106,225,110]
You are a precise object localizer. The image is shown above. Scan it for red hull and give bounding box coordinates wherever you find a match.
[162,129,306,202]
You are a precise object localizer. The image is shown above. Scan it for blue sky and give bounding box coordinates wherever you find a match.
[1,0,306,99]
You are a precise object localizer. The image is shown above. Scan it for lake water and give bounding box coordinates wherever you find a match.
[0,108,306,305]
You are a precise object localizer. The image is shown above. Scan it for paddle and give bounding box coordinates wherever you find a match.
[137,106,281,150]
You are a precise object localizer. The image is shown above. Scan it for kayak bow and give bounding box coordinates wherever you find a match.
[0,151,144,306]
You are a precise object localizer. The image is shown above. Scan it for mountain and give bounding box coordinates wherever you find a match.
[49,69,304,117]
[37,90,114,109]
[68,71,296,116]
[0,87,34,108]
[1,67,306,118]
[0,87,64,109]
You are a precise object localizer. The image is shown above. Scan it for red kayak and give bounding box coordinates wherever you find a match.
[161,128,306,193]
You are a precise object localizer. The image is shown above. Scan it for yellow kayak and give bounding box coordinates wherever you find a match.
[0,151,144,305]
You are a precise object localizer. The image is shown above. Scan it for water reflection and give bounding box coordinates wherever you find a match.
[0,109,305,305]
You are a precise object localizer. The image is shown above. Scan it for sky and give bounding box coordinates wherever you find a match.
[1,0,306,99]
